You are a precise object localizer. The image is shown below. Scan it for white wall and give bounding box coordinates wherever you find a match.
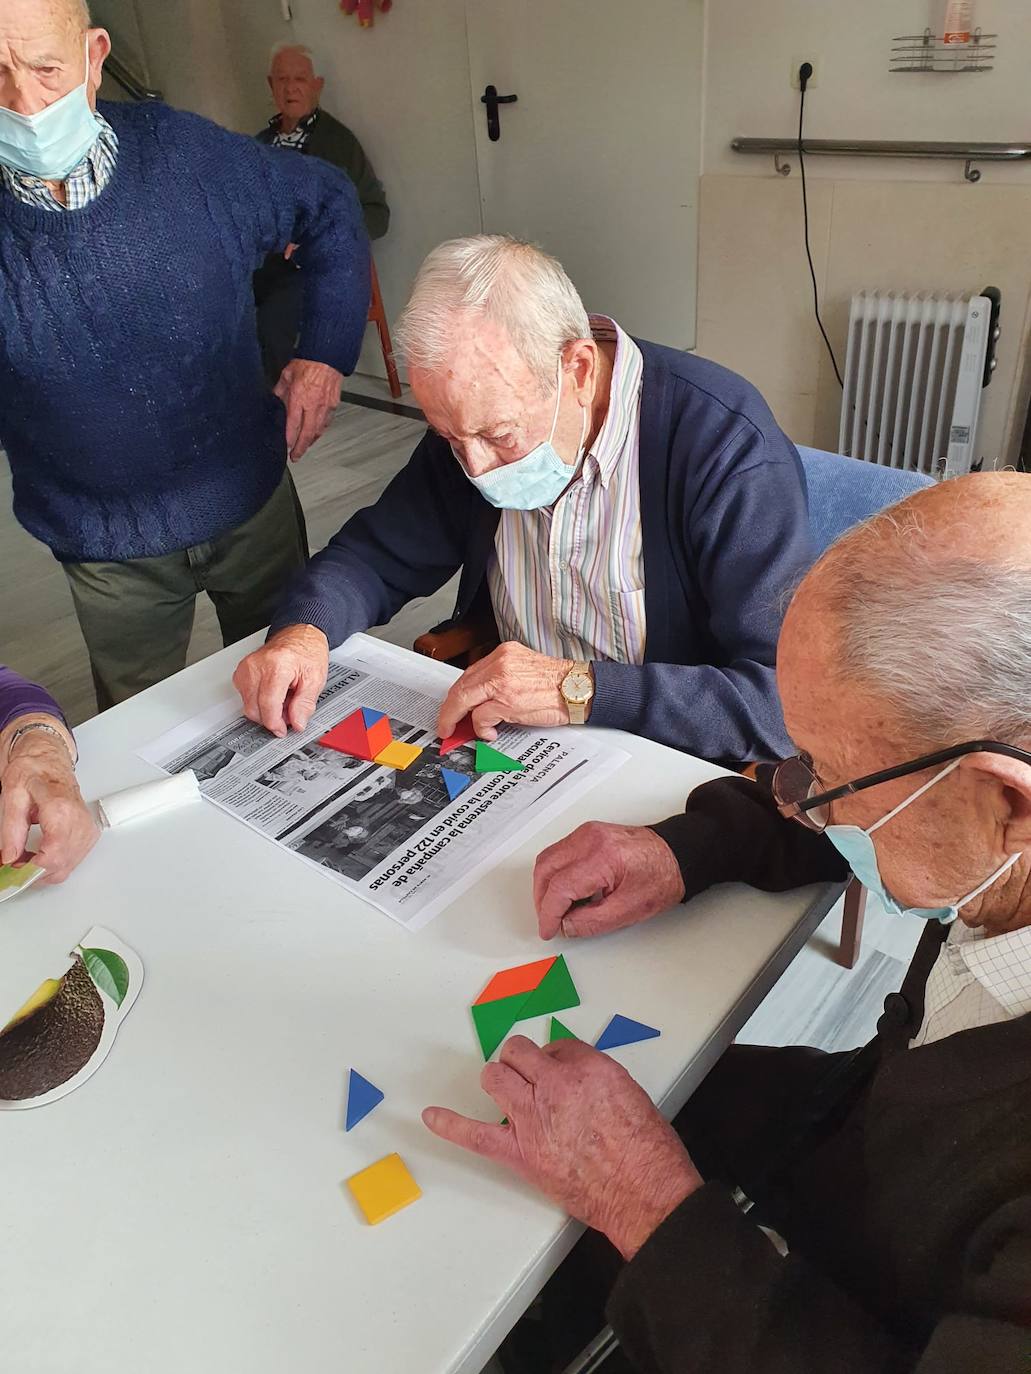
[288,0,482,377]
[705,0,1031,183]
[697,0,1031,466]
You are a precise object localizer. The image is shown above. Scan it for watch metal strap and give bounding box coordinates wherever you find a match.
[7,720,77,765]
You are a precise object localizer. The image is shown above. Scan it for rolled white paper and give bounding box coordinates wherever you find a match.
[98,771,200,829]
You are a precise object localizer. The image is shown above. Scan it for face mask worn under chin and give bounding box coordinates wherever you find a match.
[824,759,1024,923]
[463,359,589,512]
[0,40,100,181]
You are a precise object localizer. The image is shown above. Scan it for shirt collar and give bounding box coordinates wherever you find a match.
[583,315,644,490]
[950,919,1031,1017]
[269,108,320,134]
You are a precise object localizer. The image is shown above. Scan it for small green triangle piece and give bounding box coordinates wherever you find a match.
[474,741,525,773]
[520,955,580,1020]
[471,989,531,1060]
[549,1017,577,1042]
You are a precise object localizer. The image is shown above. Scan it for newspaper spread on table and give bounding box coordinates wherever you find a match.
[139,636,629,930]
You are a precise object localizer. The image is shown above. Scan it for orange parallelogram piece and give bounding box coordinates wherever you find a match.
[473,956,557,1007]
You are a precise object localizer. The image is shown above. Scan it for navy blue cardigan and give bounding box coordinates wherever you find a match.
[272,341,813,762]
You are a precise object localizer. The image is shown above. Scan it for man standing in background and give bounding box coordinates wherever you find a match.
[0,0,369,711]
[255,42,389,385]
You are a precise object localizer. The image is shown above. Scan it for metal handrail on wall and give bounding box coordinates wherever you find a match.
[731,137,1031,184]
[104,52,162,103]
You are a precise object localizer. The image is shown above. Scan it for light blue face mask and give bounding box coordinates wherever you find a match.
[0,40,101,181]
[825,758,1023,923]
[462,358,588,511]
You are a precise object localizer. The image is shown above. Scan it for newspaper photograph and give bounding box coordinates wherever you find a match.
[139,636,629,930]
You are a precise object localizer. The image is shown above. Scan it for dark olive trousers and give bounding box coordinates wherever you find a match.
[63,471,308,712]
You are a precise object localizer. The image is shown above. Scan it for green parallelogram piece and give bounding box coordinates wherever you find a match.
[520,955,580,1020]
[471,990,531,1060]
[549,1017,577,1042]
[474,741,525,773]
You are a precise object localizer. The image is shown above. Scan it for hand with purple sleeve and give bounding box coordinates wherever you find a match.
[0,668,99,884]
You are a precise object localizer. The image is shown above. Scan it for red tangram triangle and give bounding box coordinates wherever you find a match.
[440,714,477,757]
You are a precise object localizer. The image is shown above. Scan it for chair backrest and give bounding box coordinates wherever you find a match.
[796,446,935,556]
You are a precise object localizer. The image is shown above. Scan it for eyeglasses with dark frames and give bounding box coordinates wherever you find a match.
[772,739,1031,833]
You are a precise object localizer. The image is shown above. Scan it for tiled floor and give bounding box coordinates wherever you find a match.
[0,391,920,1059]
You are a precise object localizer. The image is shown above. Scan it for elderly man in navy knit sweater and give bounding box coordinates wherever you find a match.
[236,236,812,764]
[0,0,369,711]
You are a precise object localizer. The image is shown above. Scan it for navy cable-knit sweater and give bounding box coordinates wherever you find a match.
[0,100,369,562]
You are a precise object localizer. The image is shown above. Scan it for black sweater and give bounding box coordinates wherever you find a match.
[609,773,1031,1373]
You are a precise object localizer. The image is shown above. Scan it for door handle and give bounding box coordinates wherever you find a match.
[481,84,518,143]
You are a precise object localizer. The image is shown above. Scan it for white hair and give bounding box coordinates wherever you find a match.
[269,43,318,74]
[822,509,1031,748]
[394,235,592,390]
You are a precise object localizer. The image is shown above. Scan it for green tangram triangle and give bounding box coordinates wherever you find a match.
[549,1017,577,1042]
[521,955,580,1019]
[474,741,525,774]
[471,990,530,1060]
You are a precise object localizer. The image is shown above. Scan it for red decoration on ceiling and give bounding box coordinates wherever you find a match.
[340,0,392,27]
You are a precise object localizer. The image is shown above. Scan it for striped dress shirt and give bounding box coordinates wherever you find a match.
[0,112,118,212]
[488,316,647,664]
[911,917,1031,1046]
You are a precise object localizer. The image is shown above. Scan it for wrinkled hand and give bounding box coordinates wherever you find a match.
[424,1036,701,1260]
[274,358,343,462]
[534,822,686,940]
[0,720,99,885]
[233,624,329,737]
[436,643,574,742]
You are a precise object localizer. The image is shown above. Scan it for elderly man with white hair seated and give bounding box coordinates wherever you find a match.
[236,235,813,763]
[424,472,1031,1374]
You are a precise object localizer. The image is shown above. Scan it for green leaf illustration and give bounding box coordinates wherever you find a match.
[80,947,130,1008]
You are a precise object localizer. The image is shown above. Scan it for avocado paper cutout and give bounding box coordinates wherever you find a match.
[0,926,144,1110]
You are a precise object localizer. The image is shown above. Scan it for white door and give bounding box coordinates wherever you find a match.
[465,0,703,349]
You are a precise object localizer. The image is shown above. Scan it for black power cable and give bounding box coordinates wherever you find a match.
[798,64,844,388]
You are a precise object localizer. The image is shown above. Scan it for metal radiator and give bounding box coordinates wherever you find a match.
[838,290,997,478]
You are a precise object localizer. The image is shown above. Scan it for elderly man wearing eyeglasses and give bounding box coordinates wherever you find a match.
[423,470,1031,1374]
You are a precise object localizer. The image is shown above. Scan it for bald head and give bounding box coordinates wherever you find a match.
[0,1,107,125]
[782,472,1031,753]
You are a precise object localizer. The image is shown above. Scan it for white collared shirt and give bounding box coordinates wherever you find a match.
[487,315,647,665]
[911,918,1031,1047]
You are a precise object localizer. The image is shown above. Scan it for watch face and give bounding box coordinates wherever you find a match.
[564,671,594,704]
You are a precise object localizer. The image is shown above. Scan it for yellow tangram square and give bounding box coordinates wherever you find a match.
[374,740,424,770]
[346,1152,422,1225]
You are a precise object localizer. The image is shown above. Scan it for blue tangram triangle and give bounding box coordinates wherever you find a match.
[345,1069,384,1131]
[594,1014,660,1053]
[360,708,387,729]
[442,767,472,802]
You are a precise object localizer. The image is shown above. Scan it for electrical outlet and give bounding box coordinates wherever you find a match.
[791,57,818,90]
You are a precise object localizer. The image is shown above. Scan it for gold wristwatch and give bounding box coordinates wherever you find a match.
[560,662,595,725]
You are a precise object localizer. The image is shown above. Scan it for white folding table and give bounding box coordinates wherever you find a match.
[0,636,838,1374]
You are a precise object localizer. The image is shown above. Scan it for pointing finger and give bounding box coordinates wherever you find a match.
[421,1106,519,1166]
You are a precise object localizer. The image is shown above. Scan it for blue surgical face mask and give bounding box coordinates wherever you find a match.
[462,358,588,511]
[0,40,100,181]
[825,759,1023,923]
